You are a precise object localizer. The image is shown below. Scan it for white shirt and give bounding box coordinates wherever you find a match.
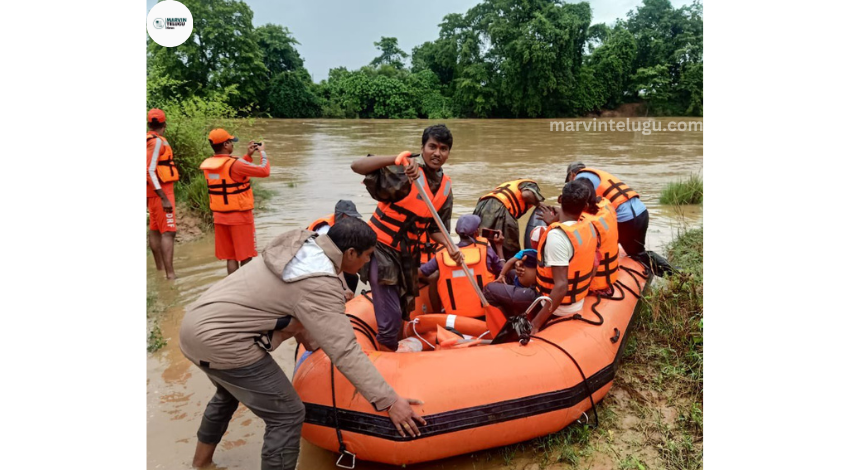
[544,221,577,267]
[315,224,331,235]
[543,221,584,314]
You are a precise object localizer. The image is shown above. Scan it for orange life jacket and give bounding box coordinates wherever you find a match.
[536,221,597,304]
[367,168,452,254]
[308,214,335,232]
[418,231,443,264]
[576,168,639,210]
[580,198,619,291]
[478,179,537,219]
[200,156,254,212]
[435,237,494,317]
[147,132,179,183]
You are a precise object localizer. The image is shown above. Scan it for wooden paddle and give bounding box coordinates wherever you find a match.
[395,151,506,336]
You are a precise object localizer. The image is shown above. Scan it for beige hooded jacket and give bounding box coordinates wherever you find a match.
[179,229,397,411]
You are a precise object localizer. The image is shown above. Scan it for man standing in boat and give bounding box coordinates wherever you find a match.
[474,179,545,259]
[146,108,178,280]
[180,218,426,470]
[351,124,462,351]
[530,181,598,334]
[566,162,674,276]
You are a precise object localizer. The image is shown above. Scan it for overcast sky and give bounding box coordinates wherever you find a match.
[147,0,693,81]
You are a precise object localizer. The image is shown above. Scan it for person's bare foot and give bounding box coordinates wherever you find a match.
[166,273,178,280]
[192,442,217,468]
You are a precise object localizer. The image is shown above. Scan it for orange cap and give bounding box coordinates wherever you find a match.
[148,108,166,123]
[208,128,239,145]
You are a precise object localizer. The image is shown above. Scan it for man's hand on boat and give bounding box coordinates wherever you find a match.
[388,397,427,437]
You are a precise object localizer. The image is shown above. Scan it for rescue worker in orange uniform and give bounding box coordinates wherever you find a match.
[530,181,598,335]
[350,124,462,351]
[146,108,179,280]
[474,179,545,259]
[307,200,364,298]
[200,129,270,275]
[574,177,620,295]
[418,214,504,316]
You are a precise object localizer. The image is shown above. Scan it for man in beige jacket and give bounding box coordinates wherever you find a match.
[180,218,425,470]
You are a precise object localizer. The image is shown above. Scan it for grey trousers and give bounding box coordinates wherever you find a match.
[197,354,306,470]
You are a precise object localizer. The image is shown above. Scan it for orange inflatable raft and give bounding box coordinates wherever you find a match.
[292,254,652,466]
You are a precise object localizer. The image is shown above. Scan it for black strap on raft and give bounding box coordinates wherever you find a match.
[530,335,599,429]
[330,364,356,469]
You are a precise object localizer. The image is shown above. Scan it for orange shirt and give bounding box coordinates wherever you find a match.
[147,132,174,198]
[212,152,271,225]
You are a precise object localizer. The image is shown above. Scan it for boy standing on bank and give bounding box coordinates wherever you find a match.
[351,124,463,351]
[200,129,270,275]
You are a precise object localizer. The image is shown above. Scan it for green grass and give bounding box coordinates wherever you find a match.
[147,324,167,353]
[146,291,168,353]
[477,227,704,469]
[660,173,703,205]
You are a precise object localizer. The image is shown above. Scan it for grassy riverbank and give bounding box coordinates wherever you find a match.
[484,227,704,469]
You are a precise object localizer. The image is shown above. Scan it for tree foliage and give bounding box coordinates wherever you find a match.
[146,0,702,119]
[370,37,409,69]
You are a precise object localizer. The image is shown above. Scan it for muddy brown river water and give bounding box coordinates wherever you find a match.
[147,118,702,469]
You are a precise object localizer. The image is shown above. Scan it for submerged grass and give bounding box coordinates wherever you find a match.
[147,290,167,353]
[660,173,703,205]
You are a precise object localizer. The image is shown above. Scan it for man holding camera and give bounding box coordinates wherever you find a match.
[200,129,270,274]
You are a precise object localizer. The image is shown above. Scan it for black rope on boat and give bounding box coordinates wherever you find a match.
[530,335,599,429]
[347,314,378,338]
[615,279,641,299]
[351,326,378,350]
[542,296,604,331]
[330,364,356,468]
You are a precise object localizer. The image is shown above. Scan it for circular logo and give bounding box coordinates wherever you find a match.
[147,1,193,48]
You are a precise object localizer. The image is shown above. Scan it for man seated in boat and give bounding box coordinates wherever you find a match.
[179,218,427,469]
[530,181,598,335]
[417,214,505,316]
[484,250,541,320]
[350,125,462,352]
[307,199,364,300]
[574,178,620,296]
[495,225,544,285]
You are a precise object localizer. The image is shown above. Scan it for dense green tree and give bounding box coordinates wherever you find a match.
[626,0,703,114]
[587,26,638,109]
[145,0,702,119]
[267,68,322,118]
[370,37,409,69]
[147,0,267,110]
[256,24,304,76]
